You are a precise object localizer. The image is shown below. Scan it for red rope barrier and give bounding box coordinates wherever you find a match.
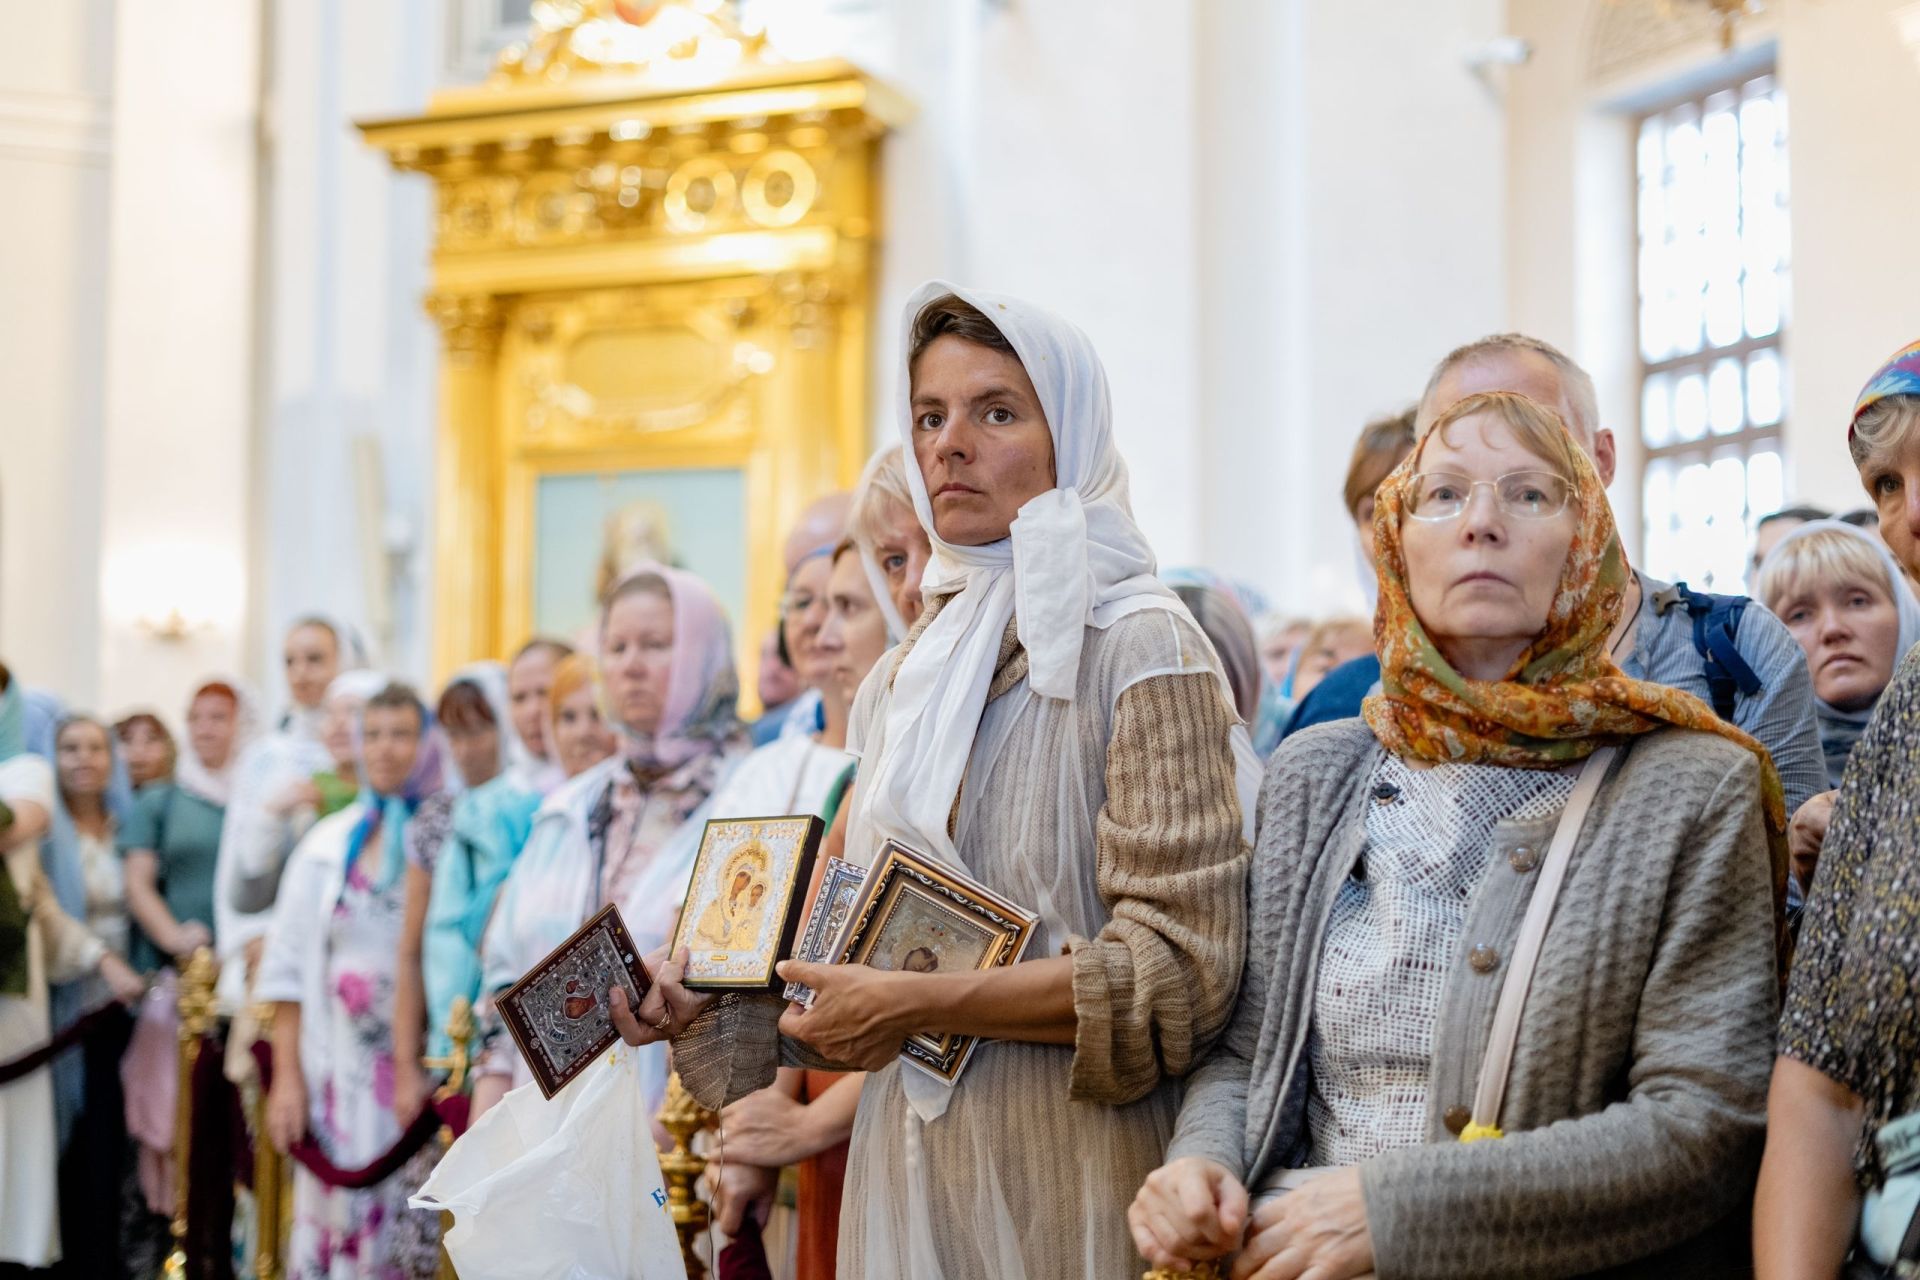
[0,1001,127,1085]
[248,1040,466,1190]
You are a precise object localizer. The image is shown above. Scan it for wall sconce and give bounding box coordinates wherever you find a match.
[104,541,243,645]
[136,606,217,643]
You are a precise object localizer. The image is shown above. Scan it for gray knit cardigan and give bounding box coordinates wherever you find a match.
[1166,719,1778,1279]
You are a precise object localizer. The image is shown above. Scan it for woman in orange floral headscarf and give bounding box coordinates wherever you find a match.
[1366,394,1786,839]
[1134,390,1784,1280]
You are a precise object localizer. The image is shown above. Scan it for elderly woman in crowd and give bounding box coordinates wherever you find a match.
[846,443,935,639]
[1756,340,1920,1279]
[475,565,749,1120]
[505,638,573,795]
[1755,518,1920,895]
[544,653,616,780]
[1132,390,1785,1279]
[0,667,146,1270]
[621,284,1258,1279]
[393,664,540,1125]
[257,681,447,1280]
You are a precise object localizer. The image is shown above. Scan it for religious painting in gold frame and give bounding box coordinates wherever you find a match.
[357,0,911,692]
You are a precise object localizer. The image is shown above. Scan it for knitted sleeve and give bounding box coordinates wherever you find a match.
[1066,670,1249,1105]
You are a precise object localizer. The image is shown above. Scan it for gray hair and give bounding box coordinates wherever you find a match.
[1420,333,1600,443]
[1850,393,1920,473]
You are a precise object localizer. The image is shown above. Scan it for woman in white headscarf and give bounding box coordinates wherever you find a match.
[474,566,749,1122]
[625,284,1258,1279]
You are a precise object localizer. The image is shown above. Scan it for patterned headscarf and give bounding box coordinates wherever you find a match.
[1852,338,1920,434]
[601,563,743,773]
[1363,392,1787,841]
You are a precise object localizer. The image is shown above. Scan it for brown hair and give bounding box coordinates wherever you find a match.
[601,570,672,632]
[1343,408,1419,520]
[436,679,497,733]
[829,536,861,567]
[367,682,425,726]
[512,637,574,667]
[908,293,1016,368]
[114,711,173,747]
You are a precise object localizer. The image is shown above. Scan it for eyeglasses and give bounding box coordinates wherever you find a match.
[1404,470,1574,521]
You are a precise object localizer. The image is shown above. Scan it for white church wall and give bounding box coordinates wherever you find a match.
[1197,0,1510,617]
[95,1,261,718]
[0,0,113,706]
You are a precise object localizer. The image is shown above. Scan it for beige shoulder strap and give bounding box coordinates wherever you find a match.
[1464,744,1617,1141]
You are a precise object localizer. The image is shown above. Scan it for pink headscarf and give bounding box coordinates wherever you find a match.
[602,563,743,771]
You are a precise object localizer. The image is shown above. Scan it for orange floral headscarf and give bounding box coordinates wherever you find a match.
[1362,391,1787,847]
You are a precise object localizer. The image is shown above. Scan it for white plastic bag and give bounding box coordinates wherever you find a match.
[413,1045,687,1280]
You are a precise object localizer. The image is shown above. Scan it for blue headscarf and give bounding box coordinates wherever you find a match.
[343,693,448,893]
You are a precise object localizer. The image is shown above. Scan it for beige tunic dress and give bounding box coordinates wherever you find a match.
[679,599,1251,1279]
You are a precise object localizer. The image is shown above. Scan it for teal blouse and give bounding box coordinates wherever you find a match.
[118,783,225,972]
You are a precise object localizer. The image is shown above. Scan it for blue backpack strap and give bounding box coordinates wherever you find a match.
[1664,581,1764,720]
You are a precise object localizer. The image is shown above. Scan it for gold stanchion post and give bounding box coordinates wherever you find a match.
[657,1070,717,1280]
[249,997,286,1280]
[162,948,219,1280]
[1143,1265,1225,1280]
[420,997,475,1280]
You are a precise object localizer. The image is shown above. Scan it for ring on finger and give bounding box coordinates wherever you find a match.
[654,1009,674,1035]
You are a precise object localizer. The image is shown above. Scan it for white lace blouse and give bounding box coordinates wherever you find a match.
[1305,753,1575,1166]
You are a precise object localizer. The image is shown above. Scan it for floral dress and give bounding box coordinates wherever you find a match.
[287,862,440,1280]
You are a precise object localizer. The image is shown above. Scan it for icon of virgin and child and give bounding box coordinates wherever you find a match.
[691,840,776,952]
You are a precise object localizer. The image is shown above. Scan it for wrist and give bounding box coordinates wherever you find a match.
[877,969,937,1039]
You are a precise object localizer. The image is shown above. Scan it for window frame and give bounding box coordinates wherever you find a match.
[1632,66,1789,593]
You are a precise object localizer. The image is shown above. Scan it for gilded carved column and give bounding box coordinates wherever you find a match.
[425,292,504,682]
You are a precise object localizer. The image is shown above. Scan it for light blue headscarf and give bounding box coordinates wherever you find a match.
[343,693,448,894]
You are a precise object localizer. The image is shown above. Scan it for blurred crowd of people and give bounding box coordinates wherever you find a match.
[2,292,1917,1280]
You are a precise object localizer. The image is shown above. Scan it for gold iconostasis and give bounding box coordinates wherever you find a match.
[360,0,910,698]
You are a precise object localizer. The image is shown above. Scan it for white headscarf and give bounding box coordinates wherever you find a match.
[851,444,913,643]
[846,281,1189,879]
[278,613,370,739]
[173,677,264,808]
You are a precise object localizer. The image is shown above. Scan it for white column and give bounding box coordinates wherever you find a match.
[255,0,443,687]
[0,0,113,704]
[95,0,261,714]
